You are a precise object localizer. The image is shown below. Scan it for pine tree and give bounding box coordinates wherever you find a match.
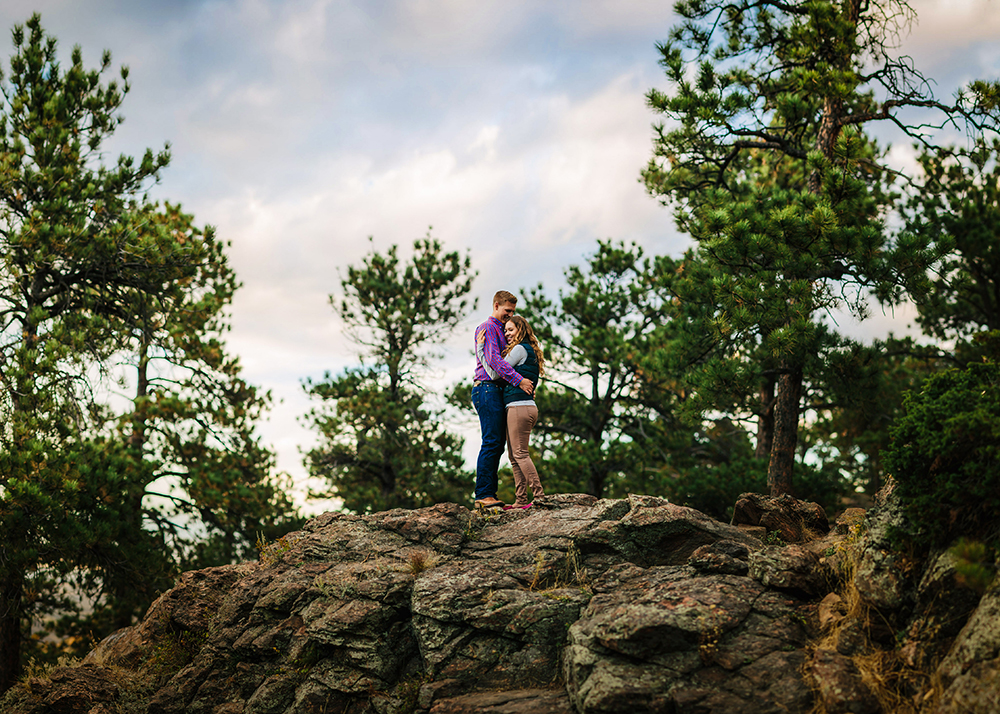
[0,16,295,687]
[904,137,1000,361]
[0,15,168,689]
[643,0,1000,495]
[304,235,475,513]
[104,203,297,621]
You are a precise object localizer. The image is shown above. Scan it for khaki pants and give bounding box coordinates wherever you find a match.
[506,404,543,506]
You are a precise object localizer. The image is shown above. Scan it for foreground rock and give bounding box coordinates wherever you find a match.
[3,489,999,713]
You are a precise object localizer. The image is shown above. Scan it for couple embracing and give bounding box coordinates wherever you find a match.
[472,290,546,511]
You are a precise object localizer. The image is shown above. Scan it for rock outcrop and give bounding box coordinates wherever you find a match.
[3,489,999,713]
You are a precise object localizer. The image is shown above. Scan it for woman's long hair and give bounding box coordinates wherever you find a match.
[502,315,545,377]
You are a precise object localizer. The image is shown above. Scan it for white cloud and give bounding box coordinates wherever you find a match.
[555,0,678,36]
[469,125,501,162]
[377,0,528,60]
[907,0,1000,52]
[531,72,680,251]
[272,0,335,65]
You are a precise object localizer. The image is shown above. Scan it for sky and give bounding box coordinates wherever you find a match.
[1,1,998,511]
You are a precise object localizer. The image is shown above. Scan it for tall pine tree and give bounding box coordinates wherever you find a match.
[904,137,1000,362]
[0,16,295,687]
[643,0,1000,495]
[0,16,167,688]
[304,235,474,513]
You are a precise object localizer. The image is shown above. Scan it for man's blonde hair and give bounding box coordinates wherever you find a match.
[493,290,517,307]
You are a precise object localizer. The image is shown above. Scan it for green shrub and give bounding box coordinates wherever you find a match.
[661,455,767,521]
[883,359,1000,547]
[950,538,996,594]
[794,460,855,519]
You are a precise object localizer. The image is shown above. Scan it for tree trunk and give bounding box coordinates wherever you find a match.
[791,0,858,484]
[129,330,151,452]
[767,364,803,496]
[112,332,150,631]
[587,465,606,499]
[811,0,860,175]
[868,451,882,496]
[755,376,775,459]
[0,573,24,694]
[1,315,37,692]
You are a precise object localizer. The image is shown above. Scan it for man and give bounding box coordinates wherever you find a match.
[472,290,534,509]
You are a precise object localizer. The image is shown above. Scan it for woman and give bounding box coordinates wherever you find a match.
[501,315,545,508]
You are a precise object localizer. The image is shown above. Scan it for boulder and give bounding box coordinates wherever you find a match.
[429,687,573,713]
[3,665,118,714]
[86,564,250,669]
[731,493,830,543]
[749,544,830,597]
[7,488,999,714]
[563,564,813,713]
[575,499,761,567]
[805,650,879,714]
[851,481,914,616]
[897,547,983,669]
[688,540,751,576]
[934,587,1000,713]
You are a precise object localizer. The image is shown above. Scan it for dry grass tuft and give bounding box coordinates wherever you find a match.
[405,550,437,576]
[255,532,302,566]
[806,521,944,714]
[851,649,941,714]
[526,546,590,593]
[0,658,159,714]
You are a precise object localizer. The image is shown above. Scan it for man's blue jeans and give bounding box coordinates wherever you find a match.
[472,381,506,500]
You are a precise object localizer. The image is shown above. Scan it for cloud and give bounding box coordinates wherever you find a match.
[906,0,1000,55]
[897,0,1000,94]
[530,72,680,251]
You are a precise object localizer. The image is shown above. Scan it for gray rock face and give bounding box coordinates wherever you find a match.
[749,544,828,597]
[564,568,813,713]
[829,482,1000,714]
[934,587,1000,713]
[851,483,913,616]
[805,650,878,714]
[732,492,830,543]
[6,489,999,714]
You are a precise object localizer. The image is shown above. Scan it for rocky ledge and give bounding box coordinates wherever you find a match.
[4,490,999,713]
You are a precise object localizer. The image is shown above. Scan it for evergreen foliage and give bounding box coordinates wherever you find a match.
[884,342,1000,548]
[111,202,298,573]
[802,335,944,494]
[305,235,475,513]
[905,137,1000,362]
[642,0,1000,496]
[0,15,296,689]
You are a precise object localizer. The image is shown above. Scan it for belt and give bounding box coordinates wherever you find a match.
[473,380,502,387]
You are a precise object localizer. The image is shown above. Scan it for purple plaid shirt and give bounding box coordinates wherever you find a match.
[474,316,522,386]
